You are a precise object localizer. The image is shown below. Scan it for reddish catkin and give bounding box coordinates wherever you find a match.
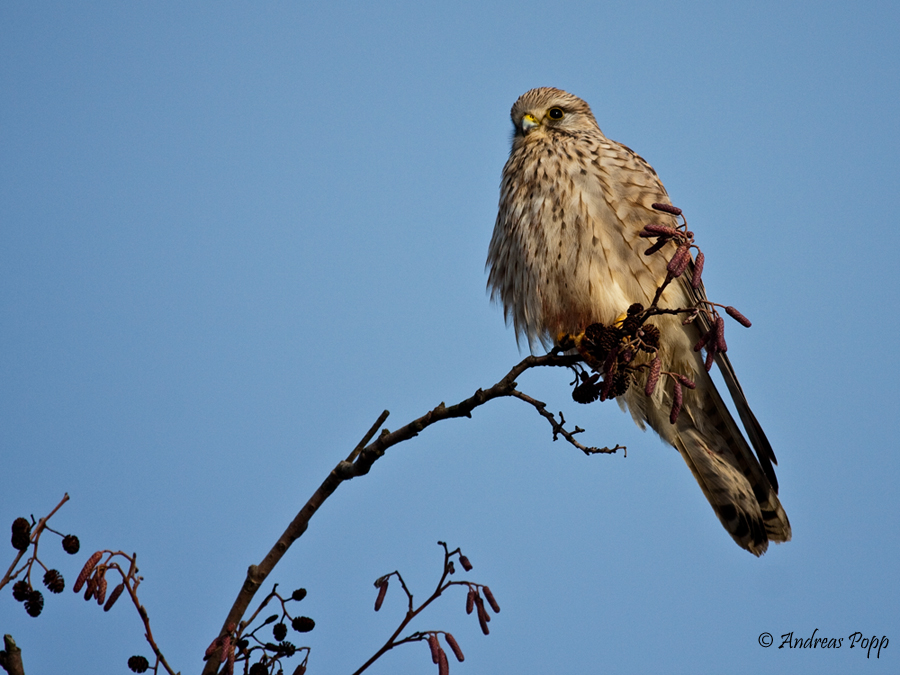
[477,605,490,635]
[104,582,125,611]
[374,580,388,611]
[675,374,696,390]
[428,633,441,664]
[83,576,96,601]
[691,251,705,289]
[204,636,222,659]
[645,356,661,395]
[667,244,691,277]
[715,316,727,353]
[725,305,752,327]
[219,635,231,667]
[669,378,683,424]
[694,327,714,353]
[94,571,108,605]
[482,586,501,613]
[438,647,449,675]
[465,588,475,615]
[73,551,103,593]
[705,345,716,371]
[225,637,236,675]
[458,555,473,571]
[640,223,680,237]
[444,634,465,662]
[644,238,667,256]
[652,202,683,216]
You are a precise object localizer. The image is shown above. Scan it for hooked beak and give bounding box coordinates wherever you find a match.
[520,113,540,135]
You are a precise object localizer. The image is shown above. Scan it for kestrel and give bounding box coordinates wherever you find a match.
[486,87,790,555]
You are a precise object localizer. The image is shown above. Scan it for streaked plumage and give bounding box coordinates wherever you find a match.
[486,87,790,555]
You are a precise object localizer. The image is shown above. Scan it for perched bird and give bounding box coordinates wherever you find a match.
[486,87,790,555]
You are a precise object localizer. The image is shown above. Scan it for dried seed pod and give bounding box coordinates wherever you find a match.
[725,306,752,327]
[374,579,388,611]
[291,616,315,633]
[444,633,465,662]
[12,579,30,602]
[691,251,705,289]
[291,588,307,601]
[571,380,601,404]
[645,356,662,396]
[651,202,683,215]
[127,655,150,673]
[465,588,475,615]
[62,534,80,554]
[11,517,32,551]
[25,589,44,617]
[74,551,103,593]
[638,323,660,351]
[458,555,473,571]
[667,244,691,277]
[43,569,65,594]
[428,633,441,664]
[669,378,683,424]
[482,586,501,613]
[715,316,727,353]
[273,622,287,641]
[104,582,125,611]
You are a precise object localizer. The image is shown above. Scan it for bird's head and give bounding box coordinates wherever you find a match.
[510,87,600,140]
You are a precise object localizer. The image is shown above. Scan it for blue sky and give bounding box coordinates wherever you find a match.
[2,2,898,673]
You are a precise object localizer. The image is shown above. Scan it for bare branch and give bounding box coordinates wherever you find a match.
[201,351,614,674]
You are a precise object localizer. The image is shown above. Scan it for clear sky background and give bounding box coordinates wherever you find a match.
[2,2,898,674]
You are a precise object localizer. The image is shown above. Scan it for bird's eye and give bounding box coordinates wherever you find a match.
[548,107,564,120]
